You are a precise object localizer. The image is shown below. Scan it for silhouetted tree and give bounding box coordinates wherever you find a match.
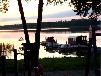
[35,0,43,62]
[0,43,14,58]
[0,0,43,70]
[17,0,30,44]
[46,0,101,19]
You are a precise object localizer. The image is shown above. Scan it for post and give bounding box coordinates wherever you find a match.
[1,56,6,76]
[53,55,54,72]
[14,49,18,76]
[22,43,31,76]
[66,41,67,44]
[85,25,93,76]
[27,51,31,76]
[92,26,100,76]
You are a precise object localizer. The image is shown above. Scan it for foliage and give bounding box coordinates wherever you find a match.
[0,19,100,32]
[0,43,14,58]
[46,0,68,5]
[46,0,101,19]
[0,0,9,13]
[0,0,27,13]
[69,0,101,19]
[0,0,100,20]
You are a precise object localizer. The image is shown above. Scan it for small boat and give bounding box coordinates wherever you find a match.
[41,37,60,50]
[40,36,58,47]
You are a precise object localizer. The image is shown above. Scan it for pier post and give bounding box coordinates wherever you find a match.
[14,49,18,76]
[92,26,100,76]
[85,25,93,76]
[66,41,67,44]
[1,56,6,76]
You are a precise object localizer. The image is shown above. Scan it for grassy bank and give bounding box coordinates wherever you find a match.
[39,57,86,71]
[0,57,95,73]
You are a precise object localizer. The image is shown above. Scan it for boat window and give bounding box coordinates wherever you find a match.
[73,38,76,41]
[82,37,83,40]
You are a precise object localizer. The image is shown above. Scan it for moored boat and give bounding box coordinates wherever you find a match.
[58,35,88,53]
[40,36,59,47]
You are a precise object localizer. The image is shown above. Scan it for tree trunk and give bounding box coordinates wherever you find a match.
[17,0,30,44]
[35,0,43,65]
[17,0,31,75]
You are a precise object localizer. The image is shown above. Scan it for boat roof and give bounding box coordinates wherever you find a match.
[68,35,87,38]
[46,36,54,38]
[68,36,77,38]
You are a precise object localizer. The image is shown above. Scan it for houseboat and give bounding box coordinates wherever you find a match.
[59,35,88,53]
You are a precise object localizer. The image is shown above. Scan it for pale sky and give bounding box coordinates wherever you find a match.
[0,0,100,25]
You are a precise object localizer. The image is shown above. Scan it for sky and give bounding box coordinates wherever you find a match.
[0,0,101,25]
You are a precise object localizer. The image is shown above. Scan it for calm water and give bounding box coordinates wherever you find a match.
[0,30,101,60]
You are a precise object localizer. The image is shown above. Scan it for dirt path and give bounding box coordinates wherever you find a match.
[17,70,95,76]
[0,70,98,76]
[43,70,95,76]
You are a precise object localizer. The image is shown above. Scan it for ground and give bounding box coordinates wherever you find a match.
[2,70,96,76]
[42,70,95,76]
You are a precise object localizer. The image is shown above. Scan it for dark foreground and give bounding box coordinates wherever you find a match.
[0,70,100,76]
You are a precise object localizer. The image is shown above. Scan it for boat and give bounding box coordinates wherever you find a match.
[40,37,59,50]
[58,35,88,54]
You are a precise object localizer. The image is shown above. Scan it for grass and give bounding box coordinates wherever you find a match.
[39,57,86,71]
[0,57,96,73]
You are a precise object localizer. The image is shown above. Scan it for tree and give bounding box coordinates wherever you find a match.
[17,0,30,44]
[0,1,43,75]
[46,0,101,19]
[35,0,43,65]
[1,0,100,19]
[70,0,100,19]
[0,43,14,58]
[0,0,9,13]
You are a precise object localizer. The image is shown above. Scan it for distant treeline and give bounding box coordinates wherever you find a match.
[0,19,100,32]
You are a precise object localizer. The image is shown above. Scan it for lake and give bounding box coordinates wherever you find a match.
[0,30,101,60]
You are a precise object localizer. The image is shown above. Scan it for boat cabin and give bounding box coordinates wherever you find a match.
[68,36,77,45]
[68,35,87,45]
[45,37,56,43]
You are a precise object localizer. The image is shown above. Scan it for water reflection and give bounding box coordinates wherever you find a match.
[0,30,101,60]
